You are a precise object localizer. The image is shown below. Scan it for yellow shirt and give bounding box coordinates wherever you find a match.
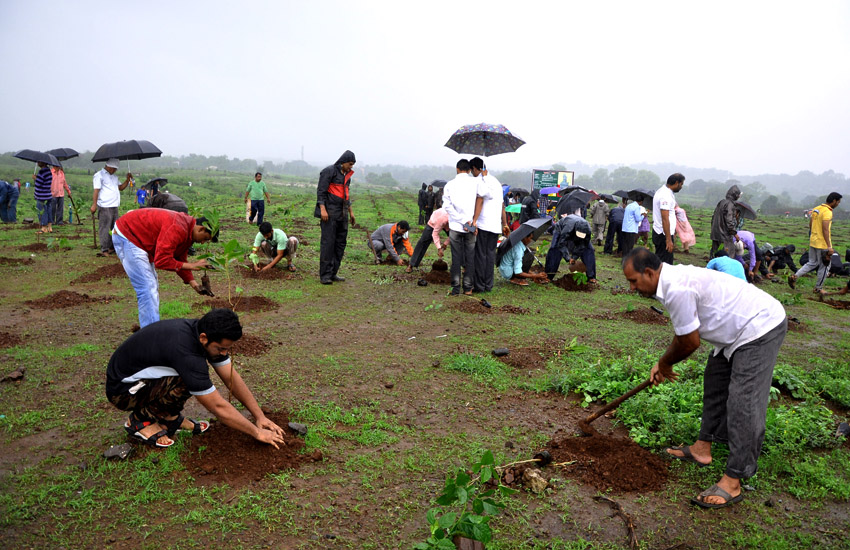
[809,203,833,249]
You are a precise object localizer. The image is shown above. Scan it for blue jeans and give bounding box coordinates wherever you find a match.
[0,184,7,222]
[250,199,265,226]
[5,187,19,222]
[113,232,160,328]
[36,198,54,226]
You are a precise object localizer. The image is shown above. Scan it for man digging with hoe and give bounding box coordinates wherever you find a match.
[622,247,786,509]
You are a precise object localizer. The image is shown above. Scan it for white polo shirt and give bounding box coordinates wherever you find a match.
[654,263,785,359]
[93,168,122,208]
[442,172,477,233]
[475,174,504,234]
[652,185,677,236]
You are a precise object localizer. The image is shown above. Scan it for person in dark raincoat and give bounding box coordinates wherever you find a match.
[544,213,597,283]
[315,150,356,284]
[520,189,541,224]
[710,185,741,259]
[423,184,435,223]
[417,183,428,225]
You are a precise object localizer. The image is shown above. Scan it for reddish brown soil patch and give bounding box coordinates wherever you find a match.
[19,243,48,252]
[201,296,279,313]
[498,304,529,314]
[231,334,271,357]
[552,275,595,292]
[0,257,35,266]
[70,262,126,284]
[496,347,546,369]
[423,269,452,285]
[24,290,115,309]
[547,433,669,492]
[786,316,808,333]
[592,308,669,325]
[0,331,23,349]
[243,268,300,280]
[182,411,311,487]
[451,301,529,315]
[820,298,850,310]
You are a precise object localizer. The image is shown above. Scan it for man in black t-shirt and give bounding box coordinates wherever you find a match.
[106,309,285,449]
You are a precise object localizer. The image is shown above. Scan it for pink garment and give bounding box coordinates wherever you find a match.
[675,206,696,247]
[50,167,71,198]
[428,208,450,249]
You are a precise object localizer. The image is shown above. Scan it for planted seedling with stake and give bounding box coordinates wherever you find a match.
[196,208,247,307]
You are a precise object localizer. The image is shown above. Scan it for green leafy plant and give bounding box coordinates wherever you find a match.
[425,300,443,312]
[571,271,588,285]
[777,292,803,306]
[414,451,517,549]
[196,209,248,307]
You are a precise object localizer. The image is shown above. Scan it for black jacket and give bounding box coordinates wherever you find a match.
[315,150,356,218]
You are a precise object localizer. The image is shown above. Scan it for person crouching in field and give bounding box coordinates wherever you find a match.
[113,208,216,328]
[106,308,285,449]
[250,221,299,272]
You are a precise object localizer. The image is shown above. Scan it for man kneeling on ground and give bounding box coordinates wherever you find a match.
[106,308,285,449]
[369,220,413,265]
[499,234,549,286]
[250,221,299,272]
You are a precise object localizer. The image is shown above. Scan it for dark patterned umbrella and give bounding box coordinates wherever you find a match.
[445,123,525,157]
[46,148,80,161]
[14,149,61,167]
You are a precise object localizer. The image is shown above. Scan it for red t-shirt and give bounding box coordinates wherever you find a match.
[115,209,196,283]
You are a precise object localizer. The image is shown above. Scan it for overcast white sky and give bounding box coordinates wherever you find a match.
[2,1,849,176]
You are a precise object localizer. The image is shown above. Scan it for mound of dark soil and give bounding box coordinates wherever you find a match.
[496,347,546,369]
[786,316,808,333]
[19,243,48,252]
[547,433,669,493]
[423,269,452,285]
[592,308,669,325]
[182,411,313,486]
[820,298,850,310]
[451,301,531,315]
[432,259,448,271]
[201,296,278,313]
[0,257,34,266]
[231,334,271,357]
[243,268,300,280]
[0,332,23,349]
[552,275,595,292]
[499,304,529,314]
[71,262,126,284]
[25,290,115,309]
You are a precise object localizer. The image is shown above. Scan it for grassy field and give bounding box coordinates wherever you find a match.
[0,172,848,550]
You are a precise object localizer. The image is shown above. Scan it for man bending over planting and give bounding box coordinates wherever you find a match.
[622,247,786,509]
[250,221,299,272]
[106,308,286,449]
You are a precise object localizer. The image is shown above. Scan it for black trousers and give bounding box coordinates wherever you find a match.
[621,232,638,257]
[319,210,348,281]
[410,225,436,268]
[652,230,674,264]
[604,221,623,254]
[473,229,499,292]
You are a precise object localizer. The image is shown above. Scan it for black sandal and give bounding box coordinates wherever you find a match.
[162,414,210,437]
[125,416,174,448]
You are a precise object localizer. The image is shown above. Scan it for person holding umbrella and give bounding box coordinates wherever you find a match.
[315,150,356,284]
[499,233,549,285]
[33,162,54,233]
[470,157,509,293]
[91,158,132,256]
[442,159,477,296]
[50,164,72,225]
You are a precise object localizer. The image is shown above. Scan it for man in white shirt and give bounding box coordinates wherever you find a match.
[470,157,509,293]
[652,173,684,264]
[623,247,786,509]
[91,158,131,256]
[441,159,477,296]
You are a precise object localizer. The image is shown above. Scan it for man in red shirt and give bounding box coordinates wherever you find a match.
[113,209,217,328]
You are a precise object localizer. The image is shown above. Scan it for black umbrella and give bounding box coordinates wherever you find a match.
[14,149,61,167]
[556,190,596,217]
[429,179,448,188]
[508,187,530,196]
[496,217,552,263]
[91,140,162,162]
[144,177,168,190]
[613,190,630,199]
[735,200,758,220]
[599,193,619,204]
[558,185,591,196]
[46,148,80,161]
[628,188,654,207]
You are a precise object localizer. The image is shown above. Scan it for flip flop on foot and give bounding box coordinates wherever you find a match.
[663,446,710,467]
[690,484,743,509]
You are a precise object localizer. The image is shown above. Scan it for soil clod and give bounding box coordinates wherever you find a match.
[25,290,115,309]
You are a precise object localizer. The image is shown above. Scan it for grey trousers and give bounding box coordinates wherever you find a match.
[53,196,65,224]
[794,246,829,290]
[473,229,499,292]
[98,206,119,253]
[449,229,476,293]
[699,318,787,479]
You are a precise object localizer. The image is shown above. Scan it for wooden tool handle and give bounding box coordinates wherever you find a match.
[582,379,653,425]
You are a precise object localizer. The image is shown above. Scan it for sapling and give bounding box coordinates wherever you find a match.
[195,208,248,307]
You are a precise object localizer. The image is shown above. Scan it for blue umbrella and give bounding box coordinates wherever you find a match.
[540,186,560,195]
[445,123,526,157]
